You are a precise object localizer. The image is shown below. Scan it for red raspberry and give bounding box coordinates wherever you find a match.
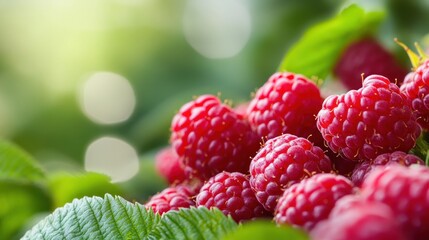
[351,151,424,186]
[361,165,429,240]
[400,60,429,130]
[274,173,354,230]
[317,74,421,161]
[311,197,408,240]
[334,37,408,90]
[249,134,333,212]
[246,72,324,146]
[171,95,260,180]
[145,186,195,215]
[155,146,187,185]
[196,172,270,222]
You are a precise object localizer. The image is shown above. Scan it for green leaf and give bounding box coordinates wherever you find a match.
[21,194,161,240]
[279,4,385,82]
[222,220,308,240]
[48,172,124,208]
[0,140,45,181]
[0,180,51,240]
[22,195,238,240]
[154,207,237,240]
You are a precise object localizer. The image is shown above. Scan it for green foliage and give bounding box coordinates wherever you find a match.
[279,4,385,82]
[22,194,238,240]
[0,141,51,239]
[222,220,308,240]
[0,181,51,240]
[0,140,45,181]
[153,207,237,240]
[48,172,124,208]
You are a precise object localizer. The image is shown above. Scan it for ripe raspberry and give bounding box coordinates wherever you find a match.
[171,95,260,180]
[249,134,333,212]
[196,172,270,222]
[274,173,354,230]
[246,72,324,146]
[400,60,429,130]
[145,186,195,215]
[351,151,424,186]
[361,165,429,240]
[334,37,408,90]
[311,197,408,240]
[155,146,187,185]
[317,74,421,161]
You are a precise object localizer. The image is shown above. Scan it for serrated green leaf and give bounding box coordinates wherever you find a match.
[154,207,238,240]
[21,195,238,240]
[0,140,45,181]
[221,220,308,240]
[279,4,385,82]
[0,180,51,240]
[49,172,124,208]
[21,194,161,240]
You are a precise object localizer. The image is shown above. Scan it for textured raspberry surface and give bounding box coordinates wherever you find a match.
[361,165,429,240]
[247,72,324,146]
[317,74,421,161]
[155,146,187,185]
[171,95,260,180]
[196,172,270,222]
[145,186,195,215]
[334,37,408,90]
[249,134,333,212]
[351,151,424,186]
[274,173,354,230]
[400,60,429,130]
[311,197,407,240]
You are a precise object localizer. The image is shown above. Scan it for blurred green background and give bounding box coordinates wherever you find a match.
[1,0,429,238]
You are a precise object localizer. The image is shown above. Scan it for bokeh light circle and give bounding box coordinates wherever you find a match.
[84,136,139,183]
[80,71,136,125]
[183,0,252,59]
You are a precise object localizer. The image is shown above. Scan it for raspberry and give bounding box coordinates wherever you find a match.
[334,37,408,90]
[155,146,187,185]
[317,74,421,161]
[196,172,270,222]
[249,134,333,212]
[361,165,429,240]
[311,197,407,240]
[400,60,429,130]
[246,72,324,146]
[171,95,260,180]
[351,151,424,186]
[274,173,354,230]
[145,186,196,215]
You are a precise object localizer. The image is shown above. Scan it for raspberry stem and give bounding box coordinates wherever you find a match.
[394,38,428,70]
